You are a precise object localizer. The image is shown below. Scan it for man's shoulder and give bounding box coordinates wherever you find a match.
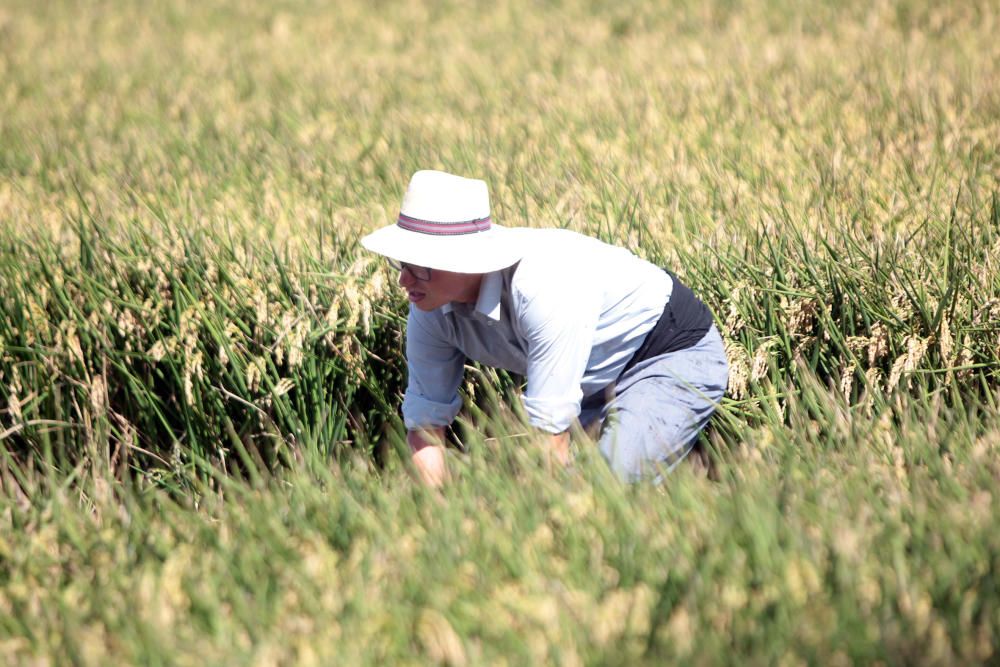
[514,226,620,268]
[407,303,453,338]
[507,229,602,306]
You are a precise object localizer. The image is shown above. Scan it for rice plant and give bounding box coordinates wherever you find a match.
[1,0,998,662]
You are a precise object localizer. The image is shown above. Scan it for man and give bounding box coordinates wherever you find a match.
[361,170,729,485]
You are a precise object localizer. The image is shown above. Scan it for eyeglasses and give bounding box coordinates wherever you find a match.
[386,259,432,281]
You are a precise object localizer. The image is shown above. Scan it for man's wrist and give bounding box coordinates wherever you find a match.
[407,427,446,453]
[547,430,572,467]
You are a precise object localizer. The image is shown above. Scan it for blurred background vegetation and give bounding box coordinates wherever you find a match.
[0,0,998,663]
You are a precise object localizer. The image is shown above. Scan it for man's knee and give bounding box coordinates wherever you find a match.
[598,410,698,482]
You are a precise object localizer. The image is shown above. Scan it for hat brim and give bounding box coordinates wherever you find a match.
[360,223,525,274]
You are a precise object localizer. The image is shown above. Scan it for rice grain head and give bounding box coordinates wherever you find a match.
[938,317,954,366]
[725,339,751,400]
[416,609,466,667]
[785,297,818,339]
[751,339,777,382]
[868,322,890,365]
[840,362,857,402]
[246,357,265,393]
[89,375,107,413]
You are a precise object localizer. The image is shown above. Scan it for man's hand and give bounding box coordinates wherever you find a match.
[408,428,448,487]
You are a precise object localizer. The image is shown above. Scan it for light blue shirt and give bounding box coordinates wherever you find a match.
[402,228,672,433]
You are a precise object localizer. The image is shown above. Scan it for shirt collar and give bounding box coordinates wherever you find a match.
[439,270,503,322]
[474,270,504,321]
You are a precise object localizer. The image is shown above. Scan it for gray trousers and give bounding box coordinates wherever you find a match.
[579,325,729,482]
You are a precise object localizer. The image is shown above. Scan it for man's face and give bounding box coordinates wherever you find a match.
[397,263,483,312]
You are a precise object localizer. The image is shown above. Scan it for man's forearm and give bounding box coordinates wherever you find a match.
[408,428,448,487]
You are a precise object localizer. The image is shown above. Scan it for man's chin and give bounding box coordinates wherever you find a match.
[413,298,438,312]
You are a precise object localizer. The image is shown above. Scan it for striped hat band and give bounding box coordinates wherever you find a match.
[397,212,492,236]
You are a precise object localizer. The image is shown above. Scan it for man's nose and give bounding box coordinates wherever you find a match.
[398,266,415,287]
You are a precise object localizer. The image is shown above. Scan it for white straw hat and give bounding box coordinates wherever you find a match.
[361,170,524,274]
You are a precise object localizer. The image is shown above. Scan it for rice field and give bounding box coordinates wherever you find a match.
[1,0,999,663]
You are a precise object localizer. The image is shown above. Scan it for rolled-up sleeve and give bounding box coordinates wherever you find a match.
[401,307,465,430]
[516,273,601,434]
